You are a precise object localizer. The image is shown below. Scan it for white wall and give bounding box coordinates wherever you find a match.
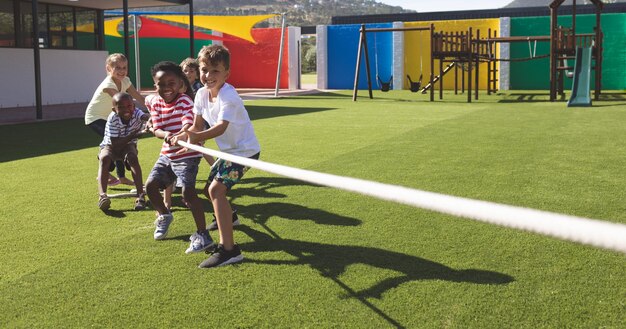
[0,48,108,108]
[0,48,35,108]
[40,49,108,105]
[316,25,328,90]
[288,26,301,90]
[392,22,404,90]
[499,17,511,91]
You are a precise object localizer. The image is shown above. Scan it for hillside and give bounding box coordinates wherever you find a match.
[138,0,415,26]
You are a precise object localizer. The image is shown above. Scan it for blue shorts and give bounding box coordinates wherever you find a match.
[208,152,260,190]
[148,155,200,189]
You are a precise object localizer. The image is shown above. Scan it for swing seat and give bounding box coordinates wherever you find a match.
[378,76,393,92]
[406,75,422,93]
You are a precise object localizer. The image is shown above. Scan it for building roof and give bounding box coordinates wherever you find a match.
[34,0,188,10]
[506,0,626,7]
[332,1,626,25]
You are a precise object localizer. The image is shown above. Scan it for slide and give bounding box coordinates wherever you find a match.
[567,46,593,107]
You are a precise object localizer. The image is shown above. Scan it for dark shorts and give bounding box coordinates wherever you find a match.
[99,143,138,162]
[87,119,107,137]
[208,152,260,190]
[148,155,200,189]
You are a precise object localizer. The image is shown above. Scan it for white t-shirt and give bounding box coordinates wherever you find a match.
[85,76,133,125]
[193,83,260,157]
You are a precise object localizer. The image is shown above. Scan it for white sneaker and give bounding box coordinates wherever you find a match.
[185,231,214,254]
[153,213,174,240]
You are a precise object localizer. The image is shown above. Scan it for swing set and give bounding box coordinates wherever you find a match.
[373,33,393,92]
[352,24,434,101]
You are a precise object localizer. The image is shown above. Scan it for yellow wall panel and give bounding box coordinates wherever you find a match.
[404,19,500,90]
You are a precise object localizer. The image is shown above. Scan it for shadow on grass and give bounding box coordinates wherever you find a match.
[1,103,339,163]
[496,92,560,103]
[246,104,338,121]
[240,226,513,291]
[495,91,626,106]
[237,201,361,227]
[239,225,514,328]
[229,176,319,201]
[101,209,127,218]
[288,91,354,99]
[0,118,100,162]
[593,92,626,107]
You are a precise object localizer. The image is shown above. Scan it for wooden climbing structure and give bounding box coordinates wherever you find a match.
[549,0,604,102]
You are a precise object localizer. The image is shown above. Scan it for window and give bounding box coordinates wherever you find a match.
[76,8,98,50]
[19,1,32,47]
[0,0,15,47]
[1,1,100,50]
[49,5,74,48]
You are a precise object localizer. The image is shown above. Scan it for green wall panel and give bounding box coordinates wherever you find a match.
[511,13,626,90]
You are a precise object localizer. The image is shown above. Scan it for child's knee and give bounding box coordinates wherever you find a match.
[125,152,138,163]
[145,178,159,192]
[207,181,227,199]
[181,186,198,200]
[100,154,113,166]
[125,153,140,167]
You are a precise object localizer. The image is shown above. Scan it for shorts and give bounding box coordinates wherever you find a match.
[147,155,200,189]
[207,152,260,190]
[98,144,138,168]
[87,119,107,137]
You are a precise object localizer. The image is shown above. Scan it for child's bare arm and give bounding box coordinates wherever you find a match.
[172,120,229,146]
[110,126,146,148]
[195,120,228,143]
[189,115,205,132]
[127,86,147,110]
[103,88,118,97]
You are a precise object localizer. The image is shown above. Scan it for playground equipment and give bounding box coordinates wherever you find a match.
[567,46,593,107]
[406,74,421,92]
[475,33,551,97]
[353,0,604,104]
[373,33,393,92]
[549,0,604,105]
[353,24,435,101]
[423,12,603,105]
[428,28,484,103]
[406,34,426,93]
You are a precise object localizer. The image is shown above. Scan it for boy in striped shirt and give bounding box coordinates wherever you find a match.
[145,61,213,254]
[97,92,149,211]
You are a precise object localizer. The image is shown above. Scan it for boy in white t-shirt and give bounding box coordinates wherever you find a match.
[172,45,260,268]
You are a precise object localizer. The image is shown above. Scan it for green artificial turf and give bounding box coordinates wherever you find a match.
[1,90,625,328]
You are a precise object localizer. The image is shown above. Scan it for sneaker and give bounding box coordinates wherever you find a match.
[153,213,174,240]
[198,244,243,268]
[185,231,214,254]
[208,209,240,231]
[134,194,147,211]
[98,195,111,211]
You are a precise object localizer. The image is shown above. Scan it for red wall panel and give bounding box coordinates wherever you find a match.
[223,28,289,89]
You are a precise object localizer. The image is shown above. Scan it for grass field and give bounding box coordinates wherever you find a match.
[301,73,317,86]
[1,90,625,328]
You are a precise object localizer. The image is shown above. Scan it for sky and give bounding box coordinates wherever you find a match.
[377,0,514,12]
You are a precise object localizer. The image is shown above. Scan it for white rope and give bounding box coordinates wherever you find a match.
[108,192,137,199]
[179,141,626,254]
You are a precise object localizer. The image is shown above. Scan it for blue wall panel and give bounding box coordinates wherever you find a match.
[327,23,393,89]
